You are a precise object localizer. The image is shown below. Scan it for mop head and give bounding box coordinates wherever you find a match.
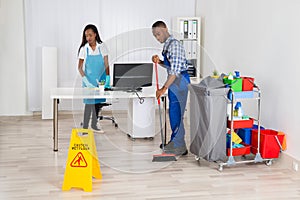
[152,153,177,162]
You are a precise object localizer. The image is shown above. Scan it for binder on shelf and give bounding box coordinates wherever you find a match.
[191,40,197,59]
[184,20,188,39]
[179,20,184,39]
[183,40,188,59]
[183,40,192,60]
[188,20,193,39]
[192,20,197,39]
[188,40,192,60]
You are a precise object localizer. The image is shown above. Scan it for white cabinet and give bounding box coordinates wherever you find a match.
[172,17,202,81]
[127,98,155,139]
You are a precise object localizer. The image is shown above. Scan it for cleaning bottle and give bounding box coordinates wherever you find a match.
[234,71,240,78]
[228,72,234,80]
[234,102,243,118]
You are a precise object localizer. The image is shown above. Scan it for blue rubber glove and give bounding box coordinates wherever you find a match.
[104,75,111,89]
[82,76,95,88]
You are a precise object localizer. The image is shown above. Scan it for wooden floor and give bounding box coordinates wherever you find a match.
[0,113,300,200]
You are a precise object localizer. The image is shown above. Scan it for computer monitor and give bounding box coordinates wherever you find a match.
[113,63,153,90]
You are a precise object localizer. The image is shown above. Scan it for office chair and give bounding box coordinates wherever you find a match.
[96,103,118,128]
[80,102,118,129]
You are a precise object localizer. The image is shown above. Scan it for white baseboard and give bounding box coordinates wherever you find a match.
[277,152,300,173]
[0,111,33,116]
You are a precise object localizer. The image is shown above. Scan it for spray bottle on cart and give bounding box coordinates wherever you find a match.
[234,102,243,119]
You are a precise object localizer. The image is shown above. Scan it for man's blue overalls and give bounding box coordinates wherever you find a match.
[162,40,190,148]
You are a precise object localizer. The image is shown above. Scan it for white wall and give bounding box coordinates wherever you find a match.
[98,0,196,110]
[25,0,102,111]
[99,0,196,63]
[0,0,29,115]
[196,0,300,160]
[1,0,197,115]
[24,0,196,111]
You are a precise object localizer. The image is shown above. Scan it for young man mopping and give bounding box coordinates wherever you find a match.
[152,21,190,156]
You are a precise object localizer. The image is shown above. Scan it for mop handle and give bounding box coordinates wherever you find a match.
[154,62,160,105]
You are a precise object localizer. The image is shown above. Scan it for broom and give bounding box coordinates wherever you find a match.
[152,62,177,162]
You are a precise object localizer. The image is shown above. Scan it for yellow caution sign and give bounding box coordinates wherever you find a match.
[62,129,102,192]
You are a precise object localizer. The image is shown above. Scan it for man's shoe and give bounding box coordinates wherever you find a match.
[163,141,188,156]
[91,125,104,133]
[182,149,188,156]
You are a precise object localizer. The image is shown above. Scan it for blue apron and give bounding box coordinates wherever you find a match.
[83,47,106,104]
[162,44,190,148]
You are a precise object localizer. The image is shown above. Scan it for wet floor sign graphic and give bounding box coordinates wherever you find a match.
[62,129,102,192]
[70,152,87,167]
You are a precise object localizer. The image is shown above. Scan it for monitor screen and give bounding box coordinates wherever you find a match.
[113,63,153,89]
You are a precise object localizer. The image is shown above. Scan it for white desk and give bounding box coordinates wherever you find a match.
[50,88,167,151]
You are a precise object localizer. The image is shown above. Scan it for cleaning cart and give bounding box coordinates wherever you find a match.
[219,81,285,171]
[189,75,284,171]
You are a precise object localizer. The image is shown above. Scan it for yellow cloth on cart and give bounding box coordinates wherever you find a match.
[231,131,242,144]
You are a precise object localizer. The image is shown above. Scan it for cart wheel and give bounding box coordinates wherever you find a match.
[148,137,154,140]
[218,165,223,172]
[195,156,200,161]
[115,124,118,128]
[266,160,272,166]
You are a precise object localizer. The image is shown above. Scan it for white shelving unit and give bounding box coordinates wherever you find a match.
[172,17,202,126]
[172,17,202,81]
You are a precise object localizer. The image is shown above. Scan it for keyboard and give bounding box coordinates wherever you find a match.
[108,87,143,92]
[111,87,133,91]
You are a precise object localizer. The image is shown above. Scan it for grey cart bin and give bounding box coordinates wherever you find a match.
[188,76,229,162]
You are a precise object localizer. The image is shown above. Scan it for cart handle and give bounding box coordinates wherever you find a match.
[275,135,283,152]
